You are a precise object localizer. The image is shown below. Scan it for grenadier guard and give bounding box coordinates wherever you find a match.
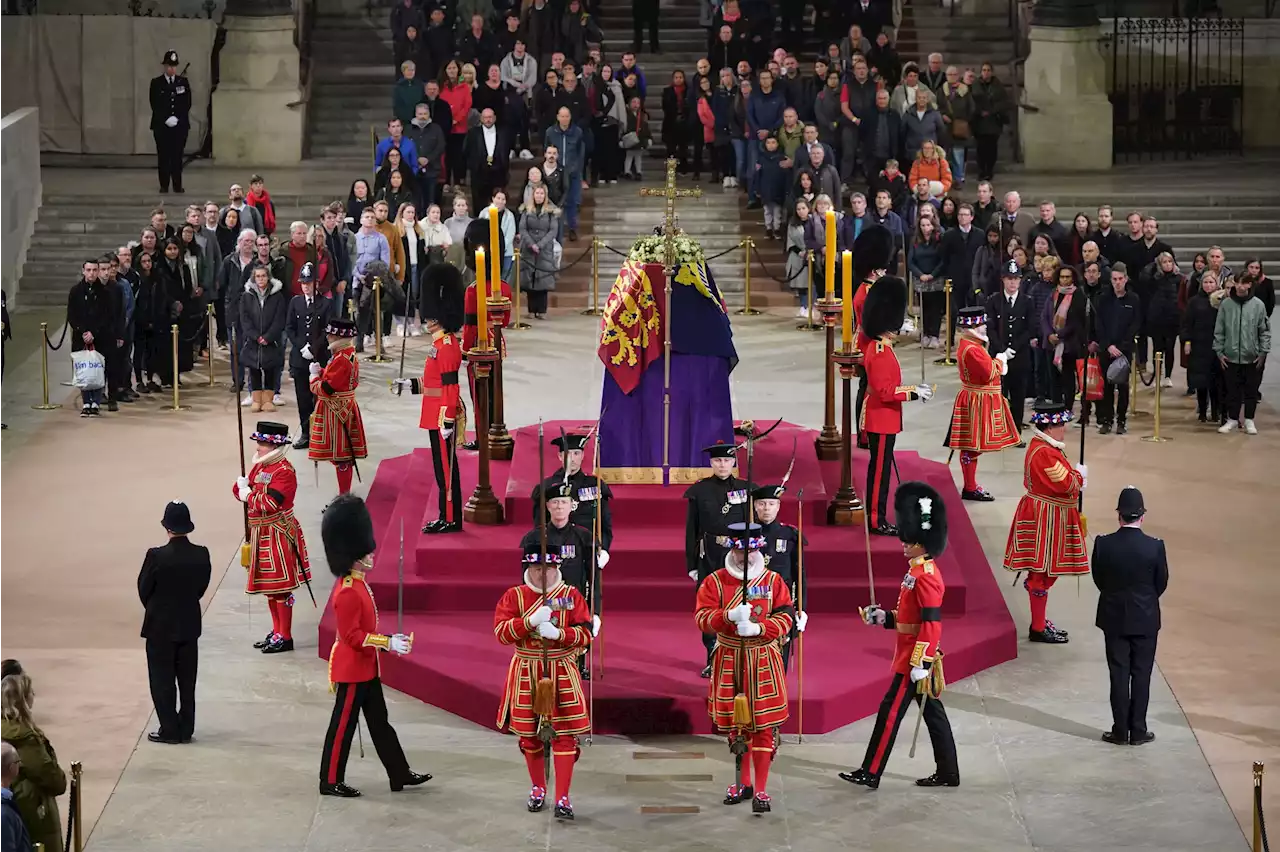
[1004,400,1089,644]
[694,522,797,814]
[148,50,191,194]
[840,482,960,790]
[860,276,934,534]
[684,442,753,677]
[234,421,311,655]
[945,305,1020,501]
[752,484,808,673]
[319,494,431,798]
[851,226,895,450]
[395,263,466,533]
[494,543,597,820]
[532,432,614,558]
[459,219,513,450]
[309,318,368,497]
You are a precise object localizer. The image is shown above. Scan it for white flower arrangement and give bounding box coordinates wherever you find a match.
[627,233,706,267]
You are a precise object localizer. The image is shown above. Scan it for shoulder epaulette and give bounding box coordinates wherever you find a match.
[875,340,886,352]
[922,559,936,575]
[342,576,354,588]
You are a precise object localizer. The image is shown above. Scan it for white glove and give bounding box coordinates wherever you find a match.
[236,483,251,503]
[1001,347,1015,361]
[309,361,322,377]
[389,633,412,655]
[994,352,1010,375]
[392,378,413,390]
[688,569,699,581]
[915,384,934,402]
[591,615,601,638]
[910,666,930,683]
[900,317,916,335]
[536,621,562,641]
[301,344,313,361]
[236,475,249,492]
[726,603,753,623]
[165,115,178,128]
[862,604,887,626]
[597,549,610,569]
[796,611,809,633]
[1075,463,1088,480]
[735,619,763,637]
[528,605,552,627]
[441,426,454,439]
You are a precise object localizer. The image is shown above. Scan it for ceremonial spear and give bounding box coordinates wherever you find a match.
[533,421,556,746]
[230,326,250,570]
[795,486,805,745]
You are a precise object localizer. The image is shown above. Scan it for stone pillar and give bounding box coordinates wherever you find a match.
[1018,0,1112,170]
[211,0,303,166]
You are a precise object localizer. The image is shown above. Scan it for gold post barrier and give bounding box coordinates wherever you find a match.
[162,324,190,411]
[367,277,392,363]
[206,303,216,386]
[1254,761,1265,852]
[31,322,62,410]
[736,238,760,316]
[71,760,83,852]
[1129,335,1147,416]
[932,279,957,366]
[1141,351,1169,442]
[797,250,817,331]
[582,237,603,315]
[509,251,531,330]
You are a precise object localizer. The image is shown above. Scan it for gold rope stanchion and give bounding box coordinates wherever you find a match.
[206,303,216,386]
[1254,761,1265,852]
[1141,351,1169,442]
[162,324,191,411]
[71,760,83,852]
[31,322,62,410]
[1130,335,1148,416]
[932,279,957,366]
[582,237,603,316]
[797,250,817,331]
[366,277,392,363]
[736,237,760,315]
[509,251,531,330]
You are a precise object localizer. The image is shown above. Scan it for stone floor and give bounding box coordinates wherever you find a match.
[2,164,1277,851]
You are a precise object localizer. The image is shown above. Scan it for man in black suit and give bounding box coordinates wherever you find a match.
[940,202,985,309]
[138,501,212,744]
[149,50,192,194]
[465,108,510,215]
[1092,486,1168,747]
[985,259,1032,434]
[285,263,334,450]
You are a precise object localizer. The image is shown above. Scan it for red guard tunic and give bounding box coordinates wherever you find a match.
[861,339,915,434]
[885,555,944,674]
[309,343,368,463]
[947,338,1019,452]
[327,569,390,685]
[461,280,513,353]
[853,277,873,354]
[494,581,593,737]
[235,453,311,595]
[695,566,795,731]
[1003,433,1089,576]
[417,329,462,430]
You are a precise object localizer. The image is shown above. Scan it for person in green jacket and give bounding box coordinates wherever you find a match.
[1213,274,1271,435]
[1,671,65,852]
[392,60,423,126]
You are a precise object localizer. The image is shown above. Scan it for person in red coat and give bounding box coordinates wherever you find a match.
[1004,400,1089,644]
[308,318,368,497]
[851,226,894,451]
[494,543,595,820]
[459,218,513,450]
[694,522,797,814]
[860,276,934,534]
[945,306,1020,501]
[234,421,311,654]
[841,481,959,790]
[395,263,467,533]
[318,494,431,798]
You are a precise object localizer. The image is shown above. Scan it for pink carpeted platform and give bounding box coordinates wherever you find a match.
[319,422,1017,735]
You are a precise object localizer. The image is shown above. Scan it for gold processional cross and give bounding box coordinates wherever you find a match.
[637,157,703,476]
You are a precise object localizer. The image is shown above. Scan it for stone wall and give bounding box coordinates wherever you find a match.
[2,108,42,305]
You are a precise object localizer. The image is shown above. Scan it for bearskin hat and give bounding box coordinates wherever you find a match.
[463,218,500,284]
[894,481,948,557]
[321,493,377,578]
[860,275,908,339]
[852,225,894,282]
[420,261,466,334]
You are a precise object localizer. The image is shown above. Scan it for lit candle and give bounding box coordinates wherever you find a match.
[475,247,489,348]
[824,209,837,300]
[488,205,501,288]
[841,249,853,347]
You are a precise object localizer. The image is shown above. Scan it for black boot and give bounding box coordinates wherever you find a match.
[319,782,361,797]
[252,631,275,650]
[390,771,432,792]
[723,783,753,805]
[837,767,879,789]
[916,773,960,787]
[261,636,295,654]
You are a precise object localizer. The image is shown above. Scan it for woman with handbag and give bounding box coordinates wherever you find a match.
[908,215,946,348]
[1092,264,1141,434]
[1040,265,1088,415]
[2,671,66,852]
[938,66,974,186]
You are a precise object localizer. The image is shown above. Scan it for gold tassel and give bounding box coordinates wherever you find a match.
[533,675,555,718]
[732,693,751,727]
[928,651,947,699]
[240,542,251,568]
[1080,513,1089,538]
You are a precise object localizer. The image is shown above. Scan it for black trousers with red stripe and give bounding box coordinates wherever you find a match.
[320,677,411,786]
[865,431,896,527]
[429,428,463,523]
[860,672,958,780]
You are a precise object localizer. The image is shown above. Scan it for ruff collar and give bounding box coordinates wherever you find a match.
[1031,427,1065,450]
[723,551,766,582]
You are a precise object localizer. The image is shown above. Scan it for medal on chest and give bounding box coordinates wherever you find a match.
[724,488,747,514]
[547,595,573,611]
[426,343,438,359]
[745,583,771,620]
[902,572,917,590]
[560,544,576,560]
[255,470,273,485]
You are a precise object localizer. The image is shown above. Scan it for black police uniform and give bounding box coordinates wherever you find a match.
[149,51,193,193]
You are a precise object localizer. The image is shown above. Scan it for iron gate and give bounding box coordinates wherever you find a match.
[1107,17,1244,162]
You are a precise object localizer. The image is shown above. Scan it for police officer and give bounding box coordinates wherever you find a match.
[149,50,192,194]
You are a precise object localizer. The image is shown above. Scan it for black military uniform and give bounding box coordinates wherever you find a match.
[523,482,600,678]
[755,484,807,673]
[285,263,333,449]
[684,442,752,673]
[149,50,192,194]
[531,433,614,551]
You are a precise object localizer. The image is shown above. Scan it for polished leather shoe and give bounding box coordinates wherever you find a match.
[1130,731,1155,746]
[554,796,575,820]
[461,440,479,451]
[147,731,181,744]
[870,523,900,537]
[293,437,310,450]
[915,773,960,787]
[961,488,995,502]
[252,631,276,650]
[433,521,463,534]
[699,664,712,679]
[261,636,295,654]
[838,768,879,789]
[319,782,361,798]
[528,785,546,812]
[723,784,753,805]
[1101,731,1129,745]
[390,771,432,792]
[1043,620,1069,638]
[751,793,772,813]
[1028,628,1069,644]
[421,519,446,534]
